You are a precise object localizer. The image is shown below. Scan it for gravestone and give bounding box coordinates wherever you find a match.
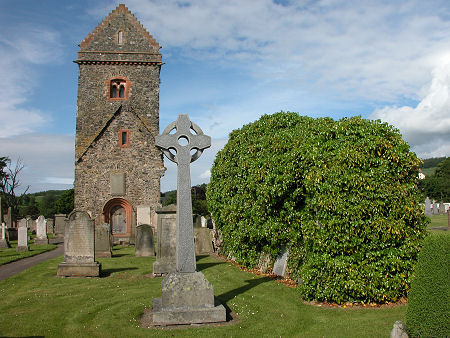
[153,204,177,276]
[439,201,446,214]
[46,218,54,234]
[57,210,101,277]
[135,224,155,257]
[194,228,214,255]
[137,206,152,226]
[35,215,49,245]
[16,222,28,252]
[424,197,432,216]
[432,201,438,215]
[95,223,112,258]
[5,207,12,228]
[54,214,67,238]
[152,115,226,325]
[273,247,289,277]
[0,223,11,248]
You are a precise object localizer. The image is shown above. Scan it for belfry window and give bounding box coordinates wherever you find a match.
[110,79,127,99]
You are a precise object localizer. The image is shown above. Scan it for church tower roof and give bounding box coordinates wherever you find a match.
[76,3,162,65]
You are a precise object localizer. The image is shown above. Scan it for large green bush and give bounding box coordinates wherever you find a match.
[207,112,428,304]
[406,234,449,337]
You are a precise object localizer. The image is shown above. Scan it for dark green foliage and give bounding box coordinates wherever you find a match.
[420,157,450,201]
[17,189,73,218]
[420,157,446,169]
[207,112,428,304]
[162,184,209,216]
[53,189,74,215]
[406,234,450,337]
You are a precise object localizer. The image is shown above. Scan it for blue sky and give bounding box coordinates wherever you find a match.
[1,0,450,193]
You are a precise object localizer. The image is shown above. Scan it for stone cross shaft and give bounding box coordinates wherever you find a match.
[156,114,211,273]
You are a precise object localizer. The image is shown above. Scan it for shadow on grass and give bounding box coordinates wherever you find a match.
[101,267,138,277]
[111,253,128,257]
[196,261,226,271]
[218,276,271,304]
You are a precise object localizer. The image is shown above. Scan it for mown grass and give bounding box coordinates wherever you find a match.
[0,246,405,337]
[0,241,57,265]
[427,213,449,234]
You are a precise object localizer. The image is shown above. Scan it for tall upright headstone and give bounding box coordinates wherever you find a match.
[439,201,446,214]
[424,197,432,216]
[16,220,29,252]
[135,224,155,257]
[153,204,177,276]
[432,201,439,215]
[35,215,49,245]
[0,223,10,248]
[46,218,54,234]
[152,115,226,325]
[57,210,101,277]
[54,214,67,238]
[95,223,112,258]
[5,207,12,228]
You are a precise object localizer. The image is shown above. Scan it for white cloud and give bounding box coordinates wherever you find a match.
[371,55,450,158]
[0,134,74,193]
[0,25,62,137]
[117,0,450,102]
[200,170,211,179]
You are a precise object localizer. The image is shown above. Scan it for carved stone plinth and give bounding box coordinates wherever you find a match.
[152,272,226,325]
[57,262,101,277]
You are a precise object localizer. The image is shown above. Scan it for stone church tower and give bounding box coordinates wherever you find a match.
[74,4,164,244]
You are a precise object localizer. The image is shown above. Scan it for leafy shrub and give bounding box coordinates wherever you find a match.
[406,234,450,337]
[207,112,428,304]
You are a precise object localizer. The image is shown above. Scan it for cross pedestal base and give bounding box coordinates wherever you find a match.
[152,271,226,325]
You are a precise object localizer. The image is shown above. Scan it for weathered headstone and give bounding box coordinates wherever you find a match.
[0,222,11,248]
[16,221,29,252]
[137,206,152,226]
[273,247,289,277]
[424,197,432,216]
[54,214,67,238]
[57,210,101,277]
[35,215,49,245]
[432,201,438,215]
[439,201,446,214]
[5,207,12,228]
[95,223,112,258]
[46,218,54,234]
[194,228,214,255]
[152,115,225,325]
[153,204,177,276]
[193,214,202,228]
[135,224,155,257]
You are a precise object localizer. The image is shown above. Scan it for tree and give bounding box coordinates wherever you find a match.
[0,157,29,222]
[421,157,450,201]
[53,189,74,215]
[208,112,428,304]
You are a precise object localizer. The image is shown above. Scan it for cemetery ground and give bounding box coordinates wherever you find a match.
[0,215,446,337]
[0,239,57,265]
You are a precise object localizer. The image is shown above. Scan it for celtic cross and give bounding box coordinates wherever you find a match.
[156,114,211,273]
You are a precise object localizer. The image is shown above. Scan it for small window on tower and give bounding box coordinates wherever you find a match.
[118,129,130,147]
[118,30,123,45]
[109,78,129,100]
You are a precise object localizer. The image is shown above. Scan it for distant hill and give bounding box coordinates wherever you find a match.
[420,157,447,177]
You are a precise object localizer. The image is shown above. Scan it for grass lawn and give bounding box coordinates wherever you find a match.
[0,241,57,265]
[427,213,449,234]
[0,246,405,337]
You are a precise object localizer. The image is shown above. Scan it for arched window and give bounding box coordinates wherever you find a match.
[117,30,123,45]
[108,78,130,100]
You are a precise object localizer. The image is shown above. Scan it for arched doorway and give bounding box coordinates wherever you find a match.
[103,198,132,240]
